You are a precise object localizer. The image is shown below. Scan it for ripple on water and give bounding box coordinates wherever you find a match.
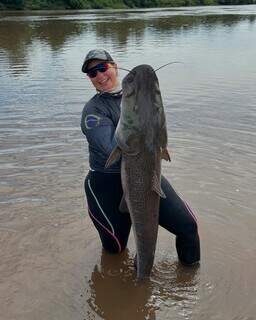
[85,249,202,320]
[1,8,256,320]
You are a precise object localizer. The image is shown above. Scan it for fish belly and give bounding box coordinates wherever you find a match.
[121,152,161,280]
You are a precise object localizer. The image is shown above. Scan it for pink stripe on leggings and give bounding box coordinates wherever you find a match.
[183,200,197,222]
[88,208,122,253]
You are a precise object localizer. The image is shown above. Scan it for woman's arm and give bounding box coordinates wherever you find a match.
[81,108,117,158]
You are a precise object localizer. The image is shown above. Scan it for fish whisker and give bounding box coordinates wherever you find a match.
[117,67,136,75]
[154,61,183,72]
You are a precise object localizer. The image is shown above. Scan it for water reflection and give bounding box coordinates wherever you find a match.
[0,20,86,76]
[0,22,32,74]
[150,14,251,34]
[33,20,86,50]
[1,7,256,320]
[87,250,156,320]
[93,20,146,49]
[1,12,255,74]
[0,20,85,53]
[87,249,199,319]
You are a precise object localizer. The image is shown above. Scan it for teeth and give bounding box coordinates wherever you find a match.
[100,78,108,84]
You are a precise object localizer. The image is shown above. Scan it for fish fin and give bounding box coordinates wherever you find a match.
[161,148,171,162]
[119,196,129,213]
[152,173,166,198]
[105,146,122,168]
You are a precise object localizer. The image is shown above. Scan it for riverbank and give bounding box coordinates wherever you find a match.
[1,0,255,11]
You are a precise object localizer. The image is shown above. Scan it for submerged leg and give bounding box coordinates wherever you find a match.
[159,176,200,265]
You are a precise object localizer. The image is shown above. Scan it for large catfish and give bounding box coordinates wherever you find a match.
[106,64,171,280]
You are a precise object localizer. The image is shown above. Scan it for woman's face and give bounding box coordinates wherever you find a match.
[87,60,119,92]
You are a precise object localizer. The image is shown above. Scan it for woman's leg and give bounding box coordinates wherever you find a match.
[84,171,131,254]
[159,176,200,265]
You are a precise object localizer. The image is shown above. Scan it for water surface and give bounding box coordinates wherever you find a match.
[0,5,256,320]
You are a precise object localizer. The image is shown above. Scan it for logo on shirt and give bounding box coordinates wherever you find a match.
[85,114,101,129]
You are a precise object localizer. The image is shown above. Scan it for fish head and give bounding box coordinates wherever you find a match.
[122,64,163,114]
[116,64,168,154]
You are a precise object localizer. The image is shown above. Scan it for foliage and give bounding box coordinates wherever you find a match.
[0,0,25,9]
[0,0,255,10]
[67,0,89,8]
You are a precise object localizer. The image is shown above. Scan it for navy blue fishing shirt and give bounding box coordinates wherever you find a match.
[81,91,122,173]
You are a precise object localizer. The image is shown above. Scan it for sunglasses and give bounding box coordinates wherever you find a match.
[86,63,112,78]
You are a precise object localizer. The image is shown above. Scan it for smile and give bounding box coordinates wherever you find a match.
[99,78,109,85]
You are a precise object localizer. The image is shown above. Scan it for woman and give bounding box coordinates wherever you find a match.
[81,49,200,265]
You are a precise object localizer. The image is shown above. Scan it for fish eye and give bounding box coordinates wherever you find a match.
[126,74,134,83]
[122,73,135,96]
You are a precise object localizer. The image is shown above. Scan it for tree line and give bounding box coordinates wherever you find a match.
[0,0,255,10]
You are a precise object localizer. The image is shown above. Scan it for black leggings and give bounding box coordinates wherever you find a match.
[84,170,200,265]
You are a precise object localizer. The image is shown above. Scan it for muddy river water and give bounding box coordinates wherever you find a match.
[0,5,256,320]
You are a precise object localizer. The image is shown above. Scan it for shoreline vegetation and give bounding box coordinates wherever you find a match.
[0,0,255,10]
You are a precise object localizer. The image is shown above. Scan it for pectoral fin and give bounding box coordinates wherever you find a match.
[119,196,129,213]
[105,146,122,168]
[161,148,171,162]
[152,173,166,198]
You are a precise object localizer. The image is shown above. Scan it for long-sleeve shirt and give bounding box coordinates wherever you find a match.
[81,91,122,173]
